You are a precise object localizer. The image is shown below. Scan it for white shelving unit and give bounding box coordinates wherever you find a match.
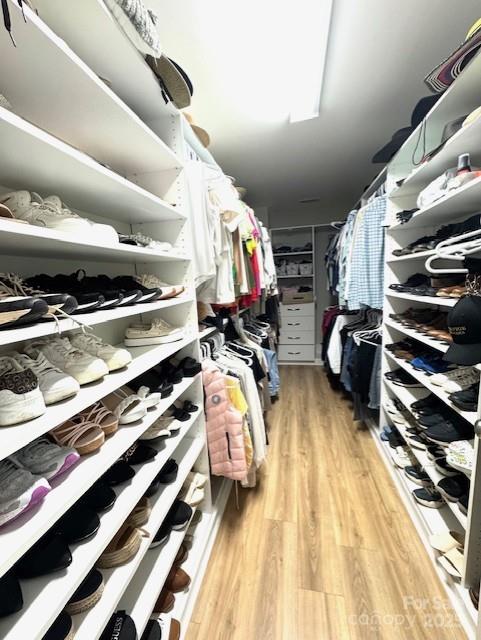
[0,5,232,640]
[376,55,481,639]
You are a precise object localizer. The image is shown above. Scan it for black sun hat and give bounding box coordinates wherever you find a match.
[444,295,481,365]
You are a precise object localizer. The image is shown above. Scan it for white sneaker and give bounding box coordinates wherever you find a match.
[124,318,184,346]
[0,356,46,426]
[25,337,109,385]
[70,332,132,372]
[134,274,185,299]
[430,367,479,392]
[43,196,118,244]
[0,191,91,234]
[12,352,80,405]
[390,445,416,469]
[129,233,172,251]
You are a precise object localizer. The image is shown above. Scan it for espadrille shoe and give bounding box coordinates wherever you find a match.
[65,569,104,615]
[97,524,146,568]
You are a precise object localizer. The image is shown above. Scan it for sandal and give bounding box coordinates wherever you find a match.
[79,402,118,436]
[50,416,105,455]
[437,547,464,579]
[429,530,464,553]
[102,386,147,424]
[97,524,146,568]
[179,400,198,413]
[135,385,161,409]
[126,496,151,527]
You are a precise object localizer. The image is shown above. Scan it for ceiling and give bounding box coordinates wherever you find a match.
[154,1,481,214]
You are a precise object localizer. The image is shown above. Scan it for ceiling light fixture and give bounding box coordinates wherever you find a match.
[289,0,334,123]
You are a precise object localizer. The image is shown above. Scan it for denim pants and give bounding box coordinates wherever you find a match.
[263,348,280,396]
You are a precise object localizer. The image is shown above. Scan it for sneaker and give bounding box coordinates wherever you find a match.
[25,337,109,385]
[0,356,46,426]
[425,420,474,445]
[430,367,479,392]
[434,457,459,477]
[25,273,105,314]
[0,273,77,316]
[124,318,184,347]
[384,369,423,388]
[43,195,118,244]
[12,352,80,405]
[458,493,469,515]
[412,486,444,509]
[10,436,80,480]
[70,333,132,372]
[404,465,431,487]
[112,276,162,303]
[134,274,185,299]
[0,191,91,234]
[426,445,445,461]
[0,458,50,527]
[406,432,430,450]
[449,383,479,412]
[447,442,474,476]
[437,475,470,502]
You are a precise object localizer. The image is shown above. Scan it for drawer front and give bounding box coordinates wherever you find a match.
[282,316,315,332]
[279,330,314,345]
[280,302,315,317]
[278,344,315,362]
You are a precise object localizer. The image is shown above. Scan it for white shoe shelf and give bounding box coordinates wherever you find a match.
[0,4,232,638]
[375,57,481,637]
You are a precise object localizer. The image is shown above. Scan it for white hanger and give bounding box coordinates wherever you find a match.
[424,228,481,274]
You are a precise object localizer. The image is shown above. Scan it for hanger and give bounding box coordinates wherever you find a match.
[425,228,481,274]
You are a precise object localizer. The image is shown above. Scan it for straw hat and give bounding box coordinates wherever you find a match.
[146,55,192,109]
[183,113,210,148]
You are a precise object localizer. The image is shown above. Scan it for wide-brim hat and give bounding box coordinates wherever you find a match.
[184,113,210,148]
[146,55,192,109]
[425,18,481,93]
[372,127,413,163]
[424,114,467,160]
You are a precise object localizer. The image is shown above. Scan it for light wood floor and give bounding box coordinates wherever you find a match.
[186,366,469,640]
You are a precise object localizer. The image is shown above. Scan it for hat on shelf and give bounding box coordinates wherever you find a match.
[463,105,481,128]
[444,295,481,365]
[371,94,440,163]
[423,114,467,160]
[146,55,193,109]
[183,113,210,147]
[104,0,161,57]
[425,18,481,93]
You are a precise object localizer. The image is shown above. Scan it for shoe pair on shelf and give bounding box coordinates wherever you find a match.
[389,308,452,344]
[0,190,118,243]
[389,273,466,298]
[430,530,465,580]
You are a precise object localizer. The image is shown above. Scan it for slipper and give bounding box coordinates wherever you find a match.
[174,357,201,377]
[126,497,151,527]
[174,544,188,566]
[102,460,136,486]
[139,415,174,441]
[79,480,116,512]
[438,547,464,579]
[97,525,145,568]
[136,385,161,409]
[102,386,147,424]
[42,611,75,640]
[146,459,178,497]
[153,588,175,614]
[185,471,208,489]
[100,611,136,640]
[79,401,118,436]
[122,442,157,465]
[165,566,191,593]
[65,569,104,615]
[50,416,105,456]
[54,504,100,543]
[429,530,465,553]
[179,400,198,413]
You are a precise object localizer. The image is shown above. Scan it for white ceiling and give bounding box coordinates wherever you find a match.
[154,1,481,212]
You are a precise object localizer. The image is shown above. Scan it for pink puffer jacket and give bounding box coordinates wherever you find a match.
[202,360,247,480]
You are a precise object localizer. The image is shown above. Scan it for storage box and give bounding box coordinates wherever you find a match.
[299,262,313,275]
[281,290,314,304]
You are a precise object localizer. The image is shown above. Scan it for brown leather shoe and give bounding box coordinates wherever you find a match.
[153,587,175,613]
[170,619,181,640]
[165,566,191,593]
[174,544,188,566]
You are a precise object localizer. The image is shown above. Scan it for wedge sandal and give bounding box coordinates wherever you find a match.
[50,417,105,456]
[97,524,146,568]
[79,401,118,436]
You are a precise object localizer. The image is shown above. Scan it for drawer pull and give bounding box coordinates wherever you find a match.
[288,351,301,355]
[287,307,301,311]
[288,337,300,340]
[287,322,300,326]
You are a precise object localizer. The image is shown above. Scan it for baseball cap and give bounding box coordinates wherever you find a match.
[444,295,481,365]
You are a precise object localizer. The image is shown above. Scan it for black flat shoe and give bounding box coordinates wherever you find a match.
[100,611,137,640]
[54,504,100,543]
[0,297,49,329]
[122,442,157,466]
[79,480,116,512]
[101,460,136,486]
[0,569,23,617]
[65,569,104,615]
[42,611,74,640]
[15,531,72,578]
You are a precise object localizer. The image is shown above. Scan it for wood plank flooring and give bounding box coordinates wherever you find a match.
[186,366,469,640]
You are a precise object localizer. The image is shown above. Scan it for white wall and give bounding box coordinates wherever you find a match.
[267,197,353,228]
